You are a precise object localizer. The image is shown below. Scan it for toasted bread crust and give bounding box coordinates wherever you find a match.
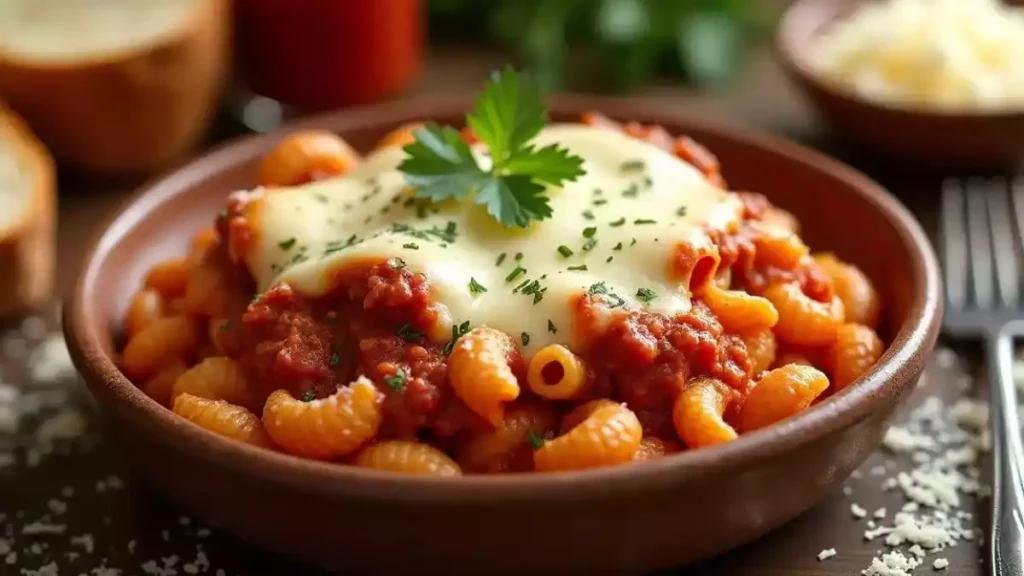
[0,0,230,175]
[0,104,55,316]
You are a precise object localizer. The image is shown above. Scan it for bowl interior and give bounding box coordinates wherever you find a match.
[70,96,941,491]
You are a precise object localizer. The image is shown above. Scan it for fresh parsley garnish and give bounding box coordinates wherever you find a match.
[634,219,656,225]
[384,369,407,392]
[505,266,526,282]
[495,253,507,266]
[620,159,645,173]
[395,323,424,342]
[527,430,546,450]
[442,321,472,356]
[389,257,407,270]
[398,68,585,228]
[469,277,488,294]
[300,390,316,402]
[402,242,420,250]
[557,245,574,258]
[547,320,557,334]
[636,288,658,303]
[567,264,588,271]
[329,351,340,369]
[278,238,297,250]
[521,332,531,346]
[676,206,688,217]
[609,218,626,227]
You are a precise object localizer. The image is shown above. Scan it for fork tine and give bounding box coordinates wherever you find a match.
[965,178,995,309]
[941,179,969,309]
[986,179,1020,308]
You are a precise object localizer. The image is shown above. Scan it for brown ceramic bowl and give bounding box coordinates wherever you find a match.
[64,96,942,574]
[778,0,1024,168]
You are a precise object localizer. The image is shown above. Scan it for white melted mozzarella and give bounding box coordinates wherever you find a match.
[248,124,742,352]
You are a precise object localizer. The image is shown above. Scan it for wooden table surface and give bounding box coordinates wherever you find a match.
[0,47,998,575]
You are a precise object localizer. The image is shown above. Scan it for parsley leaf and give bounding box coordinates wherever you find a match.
[384,369,407,392]
[300,390,316,402]
[399,68,585,228]
[399,123,483,202]
[469,277,488,294]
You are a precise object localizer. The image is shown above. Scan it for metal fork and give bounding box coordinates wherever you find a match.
[942,178,1024,575]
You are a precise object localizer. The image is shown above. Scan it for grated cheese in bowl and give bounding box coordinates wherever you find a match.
[809,0,1024,112]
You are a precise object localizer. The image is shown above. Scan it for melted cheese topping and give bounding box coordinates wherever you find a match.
[248,124,742,352]
[0,135,32,232]
[0,0,195,62]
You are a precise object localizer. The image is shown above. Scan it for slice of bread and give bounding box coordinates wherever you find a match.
[0,104,55,317]
[0,0,229,175]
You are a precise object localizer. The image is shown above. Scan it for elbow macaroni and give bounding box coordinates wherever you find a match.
[448,326,521,426]
[527,344,587,400]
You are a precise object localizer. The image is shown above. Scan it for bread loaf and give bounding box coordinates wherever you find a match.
[0,104,55,317]
[0,0,230,175]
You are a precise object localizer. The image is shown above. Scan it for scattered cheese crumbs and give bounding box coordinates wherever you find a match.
[60,487,73,498]
[862,550,921,576]
[127,540,137,554]
[46,499,66,515]
[0,539,10,555]
[851,503,868,518]
[71,534,95,554]
[28,335,76,384]
[91,567,122,576]
[0,382,20,433]
[20,561,59,576]
[817,548,837,561]
[20,317,47,341]
[195,528,211,538]
[843,486,854,496]
[884,426,935,453]
[36,411,86,442]
[933,558,949,570]
[22,522,66,535]
[179,516,190,527]
[854,349,990,575]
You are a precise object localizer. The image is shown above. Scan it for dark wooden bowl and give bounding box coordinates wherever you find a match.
[778,0,1024,168]
[63,96,942,574]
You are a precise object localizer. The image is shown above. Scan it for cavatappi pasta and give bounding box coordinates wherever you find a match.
[118,113,885,475]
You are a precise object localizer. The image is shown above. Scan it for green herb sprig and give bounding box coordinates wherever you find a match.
[398,68,585,229]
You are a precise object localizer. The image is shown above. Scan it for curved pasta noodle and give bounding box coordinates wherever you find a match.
[171,356,259,411]
[257,130,360,187]
[742,329,777,376]
[703,286,779,334]
[124,289,164,339]
[144,257,189,299]
[764,281,845,347]
[534,401,642,472]
[527,345,587,400]
[173,393,273,449]
[141,360,188,407]
[738,364,829,432]
[456,403,558,473]
[671,236,720,294]
[376,122,425,149]
[633,437,682,462]
[354,441,461,476]
[184,254,249,318]
[753,224,809,269]
[825,323,884,390]
[263,377,382,460]
[814,253,881,329]
[448,326,520,426]
[673,377,738,449]
[123,316,200,380]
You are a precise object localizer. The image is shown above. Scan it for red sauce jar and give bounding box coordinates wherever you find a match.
[234,0,424,112]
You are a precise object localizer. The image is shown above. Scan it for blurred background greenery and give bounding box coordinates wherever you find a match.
[428,0,775,92]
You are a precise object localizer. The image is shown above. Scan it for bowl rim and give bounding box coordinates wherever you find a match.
[776,0,1024,120]
[64,94,943,502]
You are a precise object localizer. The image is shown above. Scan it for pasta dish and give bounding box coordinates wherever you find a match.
[117,72,884,475]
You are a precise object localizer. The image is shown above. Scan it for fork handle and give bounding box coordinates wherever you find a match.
[989,322,1024,576]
